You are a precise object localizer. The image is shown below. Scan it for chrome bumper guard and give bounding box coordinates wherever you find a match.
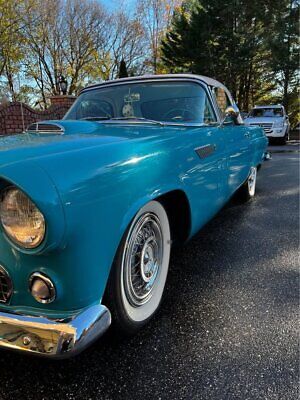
[0,304,111,358]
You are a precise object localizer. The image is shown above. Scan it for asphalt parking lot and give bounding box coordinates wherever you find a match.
[0,146,299,400]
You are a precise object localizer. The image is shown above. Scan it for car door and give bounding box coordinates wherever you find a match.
[181,92,227,233]
[212,86,253,198]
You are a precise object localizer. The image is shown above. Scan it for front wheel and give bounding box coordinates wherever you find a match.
[104,201,171,335]
[237,166,257,202]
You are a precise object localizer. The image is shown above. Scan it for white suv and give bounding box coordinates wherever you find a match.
[244,105,290,145]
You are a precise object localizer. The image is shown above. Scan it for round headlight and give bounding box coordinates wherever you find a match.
[0,187,45,249]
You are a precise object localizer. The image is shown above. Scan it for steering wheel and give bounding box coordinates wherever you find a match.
[162,108,197,122]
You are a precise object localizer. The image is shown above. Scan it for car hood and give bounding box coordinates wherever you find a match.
[0,120,167,168]
[244,117,283,125]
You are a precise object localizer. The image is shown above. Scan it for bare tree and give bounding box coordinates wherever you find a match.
[1,0,178,106]
[138,0,181,73]
[21,0,109,104]
[103,9,147,79]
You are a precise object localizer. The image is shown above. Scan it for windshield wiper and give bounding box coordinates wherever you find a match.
[109,117,164,126]
[80,116,111,121]
[80,116,164,125]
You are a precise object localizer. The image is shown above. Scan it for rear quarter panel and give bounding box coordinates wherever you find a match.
[248,125,268,165]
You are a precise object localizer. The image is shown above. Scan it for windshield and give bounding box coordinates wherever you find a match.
[64,81,217,125]
[249,108,283,117]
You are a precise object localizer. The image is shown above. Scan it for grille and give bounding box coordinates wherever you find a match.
[0,266,13,303]
[249,123,273,134]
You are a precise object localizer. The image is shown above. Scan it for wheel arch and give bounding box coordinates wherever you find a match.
[102,189,191,330]
[103,188,191,303]
[120,188,192,248]
[156,189,191,245]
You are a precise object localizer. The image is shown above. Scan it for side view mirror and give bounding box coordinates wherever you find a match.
[221,104,242,126]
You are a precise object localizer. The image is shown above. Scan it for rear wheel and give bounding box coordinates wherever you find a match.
[237,166,257,202]
[104,201,171,335]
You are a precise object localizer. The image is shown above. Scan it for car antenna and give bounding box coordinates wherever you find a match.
[17,73,26,133]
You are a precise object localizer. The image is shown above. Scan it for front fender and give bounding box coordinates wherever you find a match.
[0,137,189,314]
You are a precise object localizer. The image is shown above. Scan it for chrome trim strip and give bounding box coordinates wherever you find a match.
[0,304,111,358]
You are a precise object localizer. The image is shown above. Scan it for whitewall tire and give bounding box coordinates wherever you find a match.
[104,201,171,335]
[238,166,257,202]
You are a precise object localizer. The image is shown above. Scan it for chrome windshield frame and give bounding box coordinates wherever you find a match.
[65,76,221,126]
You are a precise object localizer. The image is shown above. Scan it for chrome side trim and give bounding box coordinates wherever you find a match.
[0,304,111,358]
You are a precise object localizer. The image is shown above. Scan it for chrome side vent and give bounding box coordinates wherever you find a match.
[26,122,64,135]
[195,144,216,159]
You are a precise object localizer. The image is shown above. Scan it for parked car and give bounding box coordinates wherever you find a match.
[244,104,290,144]
[0,74,268,358]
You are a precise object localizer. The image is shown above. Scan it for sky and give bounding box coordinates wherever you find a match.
[100,0,137,12]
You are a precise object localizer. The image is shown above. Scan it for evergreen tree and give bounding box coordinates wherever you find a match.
[266,0,299,111]
[161,0,299,115]
[118,59,129,78]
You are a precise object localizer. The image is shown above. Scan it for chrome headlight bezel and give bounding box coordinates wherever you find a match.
[0,186,46,250]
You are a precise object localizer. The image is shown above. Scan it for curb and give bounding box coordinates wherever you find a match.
[269,149,300,154]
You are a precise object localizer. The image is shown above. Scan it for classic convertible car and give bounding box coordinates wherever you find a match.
[0,74,268,358]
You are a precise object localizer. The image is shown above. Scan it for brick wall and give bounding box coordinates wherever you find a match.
[0,96,76,136]
[215,88,228,113]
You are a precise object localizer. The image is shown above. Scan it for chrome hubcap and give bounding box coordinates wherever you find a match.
[123,213,163,307]
[248,167,257,196]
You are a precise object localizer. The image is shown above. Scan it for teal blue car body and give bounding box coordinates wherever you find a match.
[0,75,268,356]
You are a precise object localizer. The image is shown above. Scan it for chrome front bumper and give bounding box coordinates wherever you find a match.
[0,304,111,358]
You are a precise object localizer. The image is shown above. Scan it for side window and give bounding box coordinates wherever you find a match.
[212,87,232,118]
[204,97,217,124]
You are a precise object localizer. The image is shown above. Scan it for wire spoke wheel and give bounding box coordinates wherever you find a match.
[106,200,171,329]
[123,213,163,307]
